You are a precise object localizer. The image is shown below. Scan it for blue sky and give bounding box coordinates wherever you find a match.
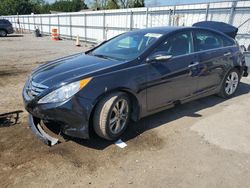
[45,0,228,7]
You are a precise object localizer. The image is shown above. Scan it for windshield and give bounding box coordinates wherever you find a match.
[90,32,163,61]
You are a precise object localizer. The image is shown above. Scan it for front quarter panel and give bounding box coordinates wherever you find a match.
[77,62,148,117]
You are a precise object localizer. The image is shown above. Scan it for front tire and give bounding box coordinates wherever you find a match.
[93,92,131,140]
[218,68,240,98]
[0,30,7,37]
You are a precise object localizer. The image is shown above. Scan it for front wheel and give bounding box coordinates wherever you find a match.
[93,92,131,140]
[0,30,7,37]
[218,68,240,98]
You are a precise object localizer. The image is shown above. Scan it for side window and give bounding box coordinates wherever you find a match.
[5,20,10,24]
[194,30,224,51]
[221,35,235,47]
[152,31,192,57]
[0,20,8,24]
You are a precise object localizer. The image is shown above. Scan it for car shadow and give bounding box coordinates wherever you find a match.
[4,34,24,37]
[0,110,23,127]
[70,82,250,150]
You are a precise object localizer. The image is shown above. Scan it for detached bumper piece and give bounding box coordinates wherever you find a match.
[28,114,59,146]
[243,66,249,77]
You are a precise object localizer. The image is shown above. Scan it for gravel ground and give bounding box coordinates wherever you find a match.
[0,34,250,188]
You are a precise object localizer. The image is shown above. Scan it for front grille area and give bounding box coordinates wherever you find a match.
[27,81,48,98]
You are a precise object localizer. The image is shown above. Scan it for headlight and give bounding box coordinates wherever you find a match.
[38,77,92,104]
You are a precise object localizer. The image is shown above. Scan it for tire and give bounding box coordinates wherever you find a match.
[93,92,131,140]
[0,30,7,37]
[218,68,240,98]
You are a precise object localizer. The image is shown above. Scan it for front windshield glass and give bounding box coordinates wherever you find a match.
[90,32,163,61]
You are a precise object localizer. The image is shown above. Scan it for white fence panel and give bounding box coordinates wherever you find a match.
[2,0,250,46]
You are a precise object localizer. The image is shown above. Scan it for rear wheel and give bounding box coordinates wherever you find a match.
[93,92,130,140]
[218,68,240,98]
[0,30,7,37]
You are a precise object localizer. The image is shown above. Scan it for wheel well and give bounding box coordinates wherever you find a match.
[234,66,241,73]
[233,65,244,78]
[122,90,140,121]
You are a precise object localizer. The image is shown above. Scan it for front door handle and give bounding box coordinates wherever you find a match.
[188,62,199,68]
[224,52,232,56]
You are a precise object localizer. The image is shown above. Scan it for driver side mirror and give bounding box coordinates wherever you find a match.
[146,54,172,63]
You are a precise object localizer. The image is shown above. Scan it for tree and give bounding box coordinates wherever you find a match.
[119,0,129,8]
[0,0,143,15]
[71,0,88,11]
[0,0,47,15]
[91,0,108,10]
[133,0,144,8]
[31,0,47,14]
[91,0,144,10]
[49,0,88,12]
[106,0,119,9]
[119,0,144,8]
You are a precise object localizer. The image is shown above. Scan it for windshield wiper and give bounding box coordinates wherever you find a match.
[91,53,123,61]
[92,54,113,60]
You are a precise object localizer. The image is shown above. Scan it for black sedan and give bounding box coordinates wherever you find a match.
[0,19,14,37]
[23,25,248,145]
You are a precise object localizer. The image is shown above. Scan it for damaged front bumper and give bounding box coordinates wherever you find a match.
[23,88,94,145]
[29,114,59,146]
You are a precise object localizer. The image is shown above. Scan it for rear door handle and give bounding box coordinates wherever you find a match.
[224,52,232,56]
[188,62,199,68]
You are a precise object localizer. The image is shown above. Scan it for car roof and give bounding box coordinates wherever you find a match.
[129,26,233,40]
[130,26,191,35]
[0,19,10,22]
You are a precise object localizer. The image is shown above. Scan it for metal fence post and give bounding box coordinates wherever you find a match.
[130,11,133,31]
[150,9,153,27]
[168,9,172,26]
[40,15,43,34]
[172,5,176,26]
[69,14,72,39]
[22,16,25,31]
[15,15,18,29]
[49,15,51,35]
[33,14,35,30]
[57,15,60,37]
[229,1,237,24]
[205,3,210,21]
[28,16,30,32]
[84,14,87,42]
[103,12,106,41]
[146,8,149,28]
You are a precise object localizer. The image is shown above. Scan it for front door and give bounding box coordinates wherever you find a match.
[146,30,199,111]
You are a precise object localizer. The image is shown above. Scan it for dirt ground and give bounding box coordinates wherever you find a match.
[1,34,250,188]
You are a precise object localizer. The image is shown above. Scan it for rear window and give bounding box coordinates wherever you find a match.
[221,35,235,47]
[0,19,11,24]
[194,30,235,52]
[194,30,223,51]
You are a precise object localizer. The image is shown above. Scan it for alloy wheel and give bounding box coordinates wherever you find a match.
[225,71,239,95]
[0,30,7,37]
[109,99,129,134]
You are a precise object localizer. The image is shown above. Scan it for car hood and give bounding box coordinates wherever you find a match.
[31,53,123,87]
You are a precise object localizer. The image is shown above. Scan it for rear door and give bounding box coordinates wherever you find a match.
[193,29,234,94]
